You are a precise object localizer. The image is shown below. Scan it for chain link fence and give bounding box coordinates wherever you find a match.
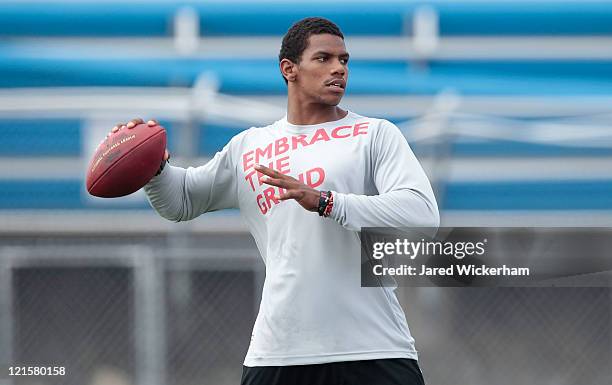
[12,267,135,385]
[1,234,610,385]
[401,287,611,385]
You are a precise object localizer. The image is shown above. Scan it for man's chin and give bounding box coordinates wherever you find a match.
[320,95,343,106]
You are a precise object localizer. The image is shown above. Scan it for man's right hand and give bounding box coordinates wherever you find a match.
[111,117,170,170]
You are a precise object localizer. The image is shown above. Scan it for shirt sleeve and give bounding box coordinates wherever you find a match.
[143,137,239,222]
[329,120,439,231]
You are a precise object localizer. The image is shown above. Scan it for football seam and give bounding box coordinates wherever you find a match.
[88,129,166,194]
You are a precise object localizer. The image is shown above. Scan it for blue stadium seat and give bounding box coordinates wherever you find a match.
[1,1,611,37]
[2,179,611,210]
[444,180,612,210]
[0,119,81,156]
[1,48,611,95]
[2,118,610,158]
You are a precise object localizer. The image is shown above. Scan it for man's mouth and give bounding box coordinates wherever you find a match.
[325,79,345,90]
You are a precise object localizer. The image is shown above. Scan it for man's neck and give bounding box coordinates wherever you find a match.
[286,103,347,126]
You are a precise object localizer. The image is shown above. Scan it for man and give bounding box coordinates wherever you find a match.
[117,17,438,385]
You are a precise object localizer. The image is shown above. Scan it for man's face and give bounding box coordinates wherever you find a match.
[293,33,349,106]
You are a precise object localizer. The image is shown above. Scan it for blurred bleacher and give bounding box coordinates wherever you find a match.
[1,0,612,232]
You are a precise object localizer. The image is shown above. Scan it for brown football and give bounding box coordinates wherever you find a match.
[86,123,167,198]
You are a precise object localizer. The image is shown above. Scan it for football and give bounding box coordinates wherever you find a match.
[86,123,167,198]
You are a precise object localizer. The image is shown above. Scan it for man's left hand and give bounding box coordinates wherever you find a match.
[256,164,320,212]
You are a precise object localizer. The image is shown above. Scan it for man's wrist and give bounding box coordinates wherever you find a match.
[318,190,334,217]
[155,159,169,176]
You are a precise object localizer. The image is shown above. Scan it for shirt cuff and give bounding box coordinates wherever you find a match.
[329,190,345,224]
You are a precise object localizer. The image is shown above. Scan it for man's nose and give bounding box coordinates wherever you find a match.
[331,59,346,76]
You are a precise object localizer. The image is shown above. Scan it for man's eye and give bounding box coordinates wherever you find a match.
[340,59,348,64]
[317,57,326,62]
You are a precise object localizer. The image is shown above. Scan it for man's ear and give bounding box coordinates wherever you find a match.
[280,58,297,82]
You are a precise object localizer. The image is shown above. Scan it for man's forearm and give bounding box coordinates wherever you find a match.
[329,189,440,231]
[144,164,189,222]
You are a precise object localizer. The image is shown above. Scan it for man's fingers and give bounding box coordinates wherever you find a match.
[126,118,144,129]
[163,149,170,161]
[254,164,281,178]
[112,118,156,133]
[112,122,124,133]
[261,177,291,189]
[279,190,301,200]
[255,164,300,183]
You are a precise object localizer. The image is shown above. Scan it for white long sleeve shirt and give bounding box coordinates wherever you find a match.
[144,111,439,366]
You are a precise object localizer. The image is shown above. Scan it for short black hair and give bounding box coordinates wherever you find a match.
[279,17,344,84]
